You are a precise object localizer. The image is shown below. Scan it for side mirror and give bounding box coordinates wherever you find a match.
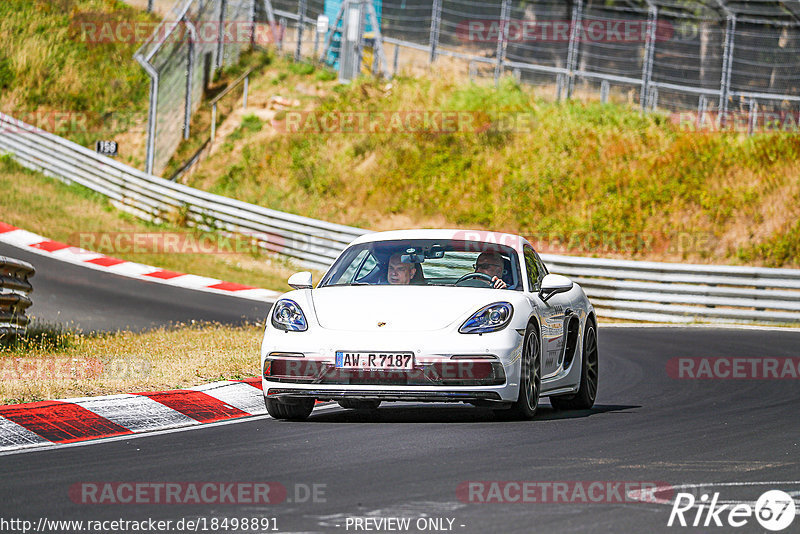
[288,271,313,289]
[539,273,573,302]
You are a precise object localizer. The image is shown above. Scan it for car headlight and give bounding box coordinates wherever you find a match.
[459,302,513,334]
[271,299,308,331]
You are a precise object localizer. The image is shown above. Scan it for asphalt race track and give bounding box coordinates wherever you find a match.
[0,242,270,331]
[1,328,799,531]
[1,242,799,533]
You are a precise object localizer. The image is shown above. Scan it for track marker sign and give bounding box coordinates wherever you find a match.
[95,140,118,156]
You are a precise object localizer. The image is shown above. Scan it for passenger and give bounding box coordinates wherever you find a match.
[387,253,417,285]
[474,251,508,289]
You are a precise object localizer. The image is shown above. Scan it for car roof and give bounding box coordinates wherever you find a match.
[350,229,531,253]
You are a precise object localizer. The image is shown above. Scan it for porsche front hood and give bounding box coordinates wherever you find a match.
[310,286,510,332]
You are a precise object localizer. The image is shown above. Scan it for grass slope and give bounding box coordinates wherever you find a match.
[183,61,800,267]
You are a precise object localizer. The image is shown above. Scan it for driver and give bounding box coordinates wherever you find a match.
[474,252,508,289]
[387,253,417,285]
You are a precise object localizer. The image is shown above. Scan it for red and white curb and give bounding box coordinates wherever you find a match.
[0,222,280,302]
[0,378,267,452]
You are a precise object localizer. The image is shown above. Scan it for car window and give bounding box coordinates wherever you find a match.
[319,239,522,290]
[534,251,548,287]
[338,249,369,283]
[523,246,540,292]
[354,254,378,281]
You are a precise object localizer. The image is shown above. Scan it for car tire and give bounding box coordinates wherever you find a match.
[550,320,598,411]
[264,396,315,420]
[495,323,541,420]
[337,400,381,410]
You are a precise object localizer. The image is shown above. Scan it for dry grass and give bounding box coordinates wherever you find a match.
[0,322,262,404]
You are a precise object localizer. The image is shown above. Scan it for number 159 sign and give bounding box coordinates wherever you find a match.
[95,140,118,157]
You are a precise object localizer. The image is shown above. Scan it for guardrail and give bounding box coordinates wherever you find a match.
[541,254,800,325]
[0,112,367,271]
[0,256,35,337]
[2,111,799,325]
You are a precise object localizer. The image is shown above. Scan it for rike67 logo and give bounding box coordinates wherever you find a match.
[668,490,796,531]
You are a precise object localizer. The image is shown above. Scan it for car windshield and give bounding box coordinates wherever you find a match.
[319,239,522,290]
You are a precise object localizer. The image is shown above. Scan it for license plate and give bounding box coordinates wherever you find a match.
[335,351,414,370]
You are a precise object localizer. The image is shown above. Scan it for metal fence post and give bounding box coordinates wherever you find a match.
[243,75,249,109]
[393,44,400,75]
[183,19,196,141]
[719,14,736,117]
[494,0,511,84]
[566,0,584,98]
[147,0,154,12]
[278,17,286,53]
[211,103,217,143]
[748,98,757,135]
[295,0,307,61]
[640,4,657,111]
[648,87,658,110]
[697,94,707,129]
[429,0,442,64]
[261,0,279,46]
[556,73,564,101]
[135,53,159,176]
[249,0,257,47]
[216,0,228,69]
[600,79,609,103]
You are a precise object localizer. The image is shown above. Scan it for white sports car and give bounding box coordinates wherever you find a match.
[260,229,598,420]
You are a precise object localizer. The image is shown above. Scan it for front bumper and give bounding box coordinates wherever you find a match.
[261,326,525,403]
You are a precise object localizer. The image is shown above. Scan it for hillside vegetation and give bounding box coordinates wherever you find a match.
[0,0,153,114]
[2,2,798,268]
[0,0,155,167]
[181,59,800,267]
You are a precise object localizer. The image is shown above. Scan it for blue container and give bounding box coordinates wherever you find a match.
[324,0,383,69]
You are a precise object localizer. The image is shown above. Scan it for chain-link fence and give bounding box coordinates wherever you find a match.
[276,0,800,115]
[137,0,800,176]
[135,0,263,175]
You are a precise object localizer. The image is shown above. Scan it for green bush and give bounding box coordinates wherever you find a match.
[288,61,315,76]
